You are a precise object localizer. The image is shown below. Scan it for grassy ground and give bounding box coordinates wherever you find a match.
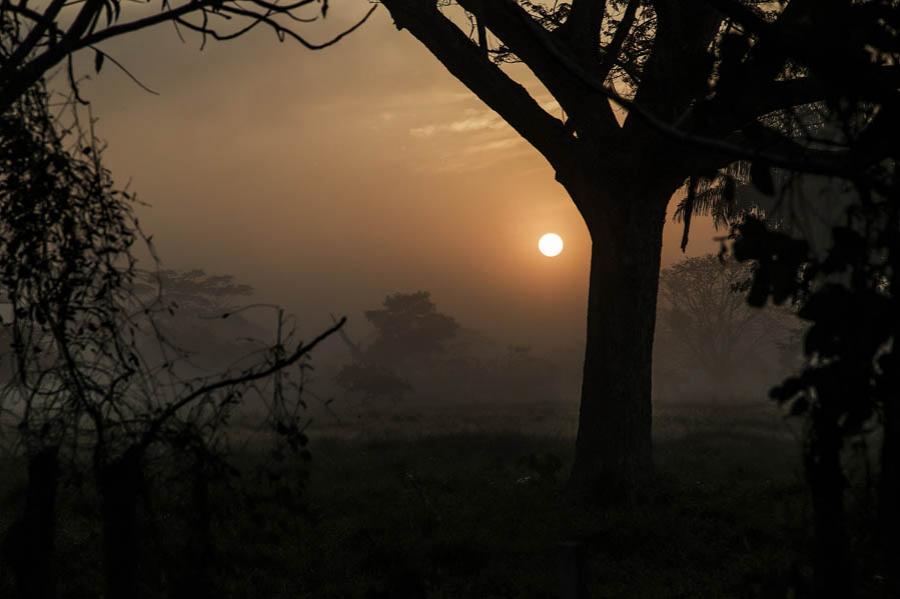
[1,398,822,598]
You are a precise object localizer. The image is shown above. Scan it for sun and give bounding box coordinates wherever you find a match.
[538,232,564,257]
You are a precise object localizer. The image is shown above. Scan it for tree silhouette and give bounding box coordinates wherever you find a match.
[0,0,375,112]
[132,268,270,372]
[0,67,343,599]
[699,2,900,594]
[136,269,254,314]
[657,254,793,388]
[376,0,887,498]
[334,292,458,404]
[365,291,460,367]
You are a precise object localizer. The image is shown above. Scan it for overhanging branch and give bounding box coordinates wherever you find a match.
[381,0,574,169]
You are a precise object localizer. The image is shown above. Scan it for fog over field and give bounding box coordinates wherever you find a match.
[78,5,726,352]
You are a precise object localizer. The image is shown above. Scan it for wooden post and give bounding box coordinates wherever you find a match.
[558,541,590,599]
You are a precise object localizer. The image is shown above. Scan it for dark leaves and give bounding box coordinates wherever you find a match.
[732,216,809,306]
[749,161,775,196]
[722,175,736,202]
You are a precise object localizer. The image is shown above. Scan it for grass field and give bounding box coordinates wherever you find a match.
[1,397,846,598]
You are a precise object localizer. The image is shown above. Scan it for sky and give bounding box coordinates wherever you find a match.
[79,2,720,353]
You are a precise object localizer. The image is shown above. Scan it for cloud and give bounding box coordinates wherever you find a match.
[463,136,523,154]
[409,109,505,137]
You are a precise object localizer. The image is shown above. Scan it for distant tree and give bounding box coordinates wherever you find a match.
[334,292,459,404]
[133,268,269,371]
[376,0,887,498]
[365,291,460,367]
[137,269,254,315]
[657,254,794,388]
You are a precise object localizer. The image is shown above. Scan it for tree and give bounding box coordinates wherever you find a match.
[137,268,255,314]
[376,0,880,498]
[0,67,344,599]
[0,0,375,113]
[365,291,460,367]
[657,254,794,389]
[686,2,900,594]
[133,268,270,371]
[334,291,457,403]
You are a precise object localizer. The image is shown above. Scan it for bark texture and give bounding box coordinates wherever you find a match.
[568,182,670,498]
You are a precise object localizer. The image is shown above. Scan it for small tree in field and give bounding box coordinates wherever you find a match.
[365,291,461,368]
[334,291,459,404]
[657,254,795,389]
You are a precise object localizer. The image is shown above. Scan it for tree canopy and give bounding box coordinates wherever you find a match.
[377,0,898,497]
[365,291,460,365]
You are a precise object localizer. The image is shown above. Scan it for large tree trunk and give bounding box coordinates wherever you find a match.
[566,179,672,500]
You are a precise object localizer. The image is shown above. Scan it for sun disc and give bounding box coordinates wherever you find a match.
[538,233,564,257]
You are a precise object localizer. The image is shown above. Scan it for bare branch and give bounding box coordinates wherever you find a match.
[381,0,574,170]
[137,317,346,452]
[456,0,620,142]
[597,0,637,82]
[0,0,378,113]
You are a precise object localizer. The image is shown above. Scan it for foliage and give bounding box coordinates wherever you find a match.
[734,210,895,428]
[0,62,343,597]
[134,269,254,315]
[334,291,458,403]
[365,291,461,366]
[0,68,141,456]
[714,1,900,593]
[377,0,900,496]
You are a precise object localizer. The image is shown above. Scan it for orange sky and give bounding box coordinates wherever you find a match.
[81,4,720,351]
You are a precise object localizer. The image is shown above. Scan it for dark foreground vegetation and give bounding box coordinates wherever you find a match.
[0,399,881,598]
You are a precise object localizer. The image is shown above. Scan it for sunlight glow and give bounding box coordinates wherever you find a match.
[538,233,564,257]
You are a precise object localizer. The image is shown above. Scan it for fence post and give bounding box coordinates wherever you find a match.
[558,541,590,599]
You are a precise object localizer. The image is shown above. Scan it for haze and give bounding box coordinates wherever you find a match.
[83,4,719,350]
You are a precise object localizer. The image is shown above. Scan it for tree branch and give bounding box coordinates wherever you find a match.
[563,0,606,63]
[137,317,345,452]
[456,0,620,143]
[381,0,574,169]
[499,8,887,184]
[597,0,638,82]
[0,1,378,114]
